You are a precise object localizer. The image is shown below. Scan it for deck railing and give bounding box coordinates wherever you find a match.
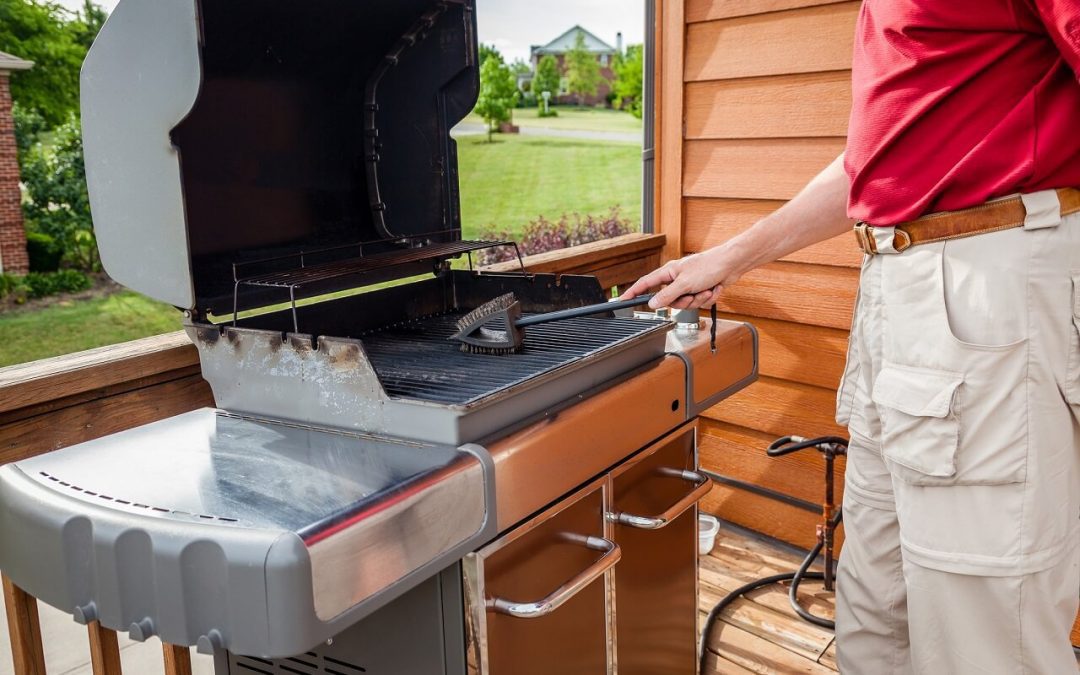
[0,232,665,675]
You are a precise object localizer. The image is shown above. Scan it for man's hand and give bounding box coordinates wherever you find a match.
[621,248,743,310]
[621,153,855,311]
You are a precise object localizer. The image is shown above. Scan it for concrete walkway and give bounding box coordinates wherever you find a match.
[452,122,641,144]
[1,601,213,675]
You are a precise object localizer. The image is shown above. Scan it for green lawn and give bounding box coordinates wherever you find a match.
[464,106,643,134]
[0,292,181,368]
[458,134,642,235]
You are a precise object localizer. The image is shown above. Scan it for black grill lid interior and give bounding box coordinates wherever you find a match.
[170,0,479,314]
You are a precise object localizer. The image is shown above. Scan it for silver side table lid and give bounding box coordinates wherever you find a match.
[0,409,495,658]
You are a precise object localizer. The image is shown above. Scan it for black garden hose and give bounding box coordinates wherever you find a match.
[698,512,843,673]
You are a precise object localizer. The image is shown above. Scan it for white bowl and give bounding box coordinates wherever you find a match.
[699,513,720,555]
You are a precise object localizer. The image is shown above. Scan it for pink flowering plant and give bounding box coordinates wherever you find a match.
[476,207,638,266]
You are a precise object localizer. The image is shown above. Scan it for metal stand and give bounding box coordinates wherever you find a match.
[766,435,847,592]
[698,435,848,672]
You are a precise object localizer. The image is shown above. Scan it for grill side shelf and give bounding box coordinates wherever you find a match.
[0,409,496,658]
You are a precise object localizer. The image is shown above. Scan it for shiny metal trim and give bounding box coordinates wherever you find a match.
[606,469,712,530]
[309,454,487,621]
[486,534,621,619]
[464,476,615,673]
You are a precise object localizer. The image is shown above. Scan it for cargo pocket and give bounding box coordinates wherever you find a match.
[872,363,963,481]
[1067,273,1080,408]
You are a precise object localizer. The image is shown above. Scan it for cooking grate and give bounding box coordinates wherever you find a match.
[361,311,667,405]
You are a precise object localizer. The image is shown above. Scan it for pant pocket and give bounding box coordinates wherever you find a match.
[1067,272,1080,407]
[872,357,1028,487]
[872,362,963,481]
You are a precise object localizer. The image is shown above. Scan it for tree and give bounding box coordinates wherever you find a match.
[474,53,518,142]
[0,0,106,127]
[71,0,108,50]
[479,43,503,68]
[510,58,531,76]
[613,44,644,118]
[533,54,561,99]
[564,32,602,106]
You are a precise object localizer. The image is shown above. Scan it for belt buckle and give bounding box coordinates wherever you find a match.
[853,222,877,255]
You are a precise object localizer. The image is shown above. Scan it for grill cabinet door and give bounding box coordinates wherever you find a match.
[463,478,616,675]
[609,424,705,675]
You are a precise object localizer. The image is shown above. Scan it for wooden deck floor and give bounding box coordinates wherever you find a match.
[699,521,1080,674]
[699,521,839,674]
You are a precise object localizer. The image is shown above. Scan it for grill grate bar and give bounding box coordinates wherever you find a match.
[360,312,668,404]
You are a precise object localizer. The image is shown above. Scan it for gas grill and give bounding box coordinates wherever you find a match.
[0,1,759,673]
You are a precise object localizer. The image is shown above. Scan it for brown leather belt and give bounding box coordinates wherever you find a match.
[854,187,1080,255]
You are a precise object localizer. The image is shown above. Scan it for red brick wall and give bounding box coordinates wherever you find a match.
[0,72,29,275]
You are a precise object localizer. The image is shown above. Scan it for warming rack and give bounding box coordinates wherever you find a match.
[230,230,526,332]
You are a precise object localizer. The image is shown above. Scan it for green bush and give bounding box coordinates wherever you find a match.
[1,270,92,302]
[20,117,100,272]
[25,231,63,272]
[0,274,29,303]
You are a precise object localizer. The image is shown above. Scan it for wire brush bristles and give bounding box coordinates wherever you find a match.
[454,293,517,333]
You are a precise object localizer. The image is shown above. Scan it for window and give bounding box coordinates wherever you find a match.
[456,0,650,265]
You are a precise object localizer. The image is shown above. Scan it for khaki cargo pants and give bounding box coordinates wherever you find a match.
[834,190,1080,674]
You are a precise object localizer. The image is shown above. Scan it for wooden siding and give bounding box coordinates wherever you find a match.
[658,0,860,548]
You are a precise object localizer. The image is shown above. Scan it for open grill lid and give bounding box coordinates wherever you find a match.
[82,0,481,315]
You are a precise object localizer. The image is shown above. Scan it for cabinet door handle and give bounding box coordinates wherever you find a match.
[607,469,712,530]
[487,534,621,619]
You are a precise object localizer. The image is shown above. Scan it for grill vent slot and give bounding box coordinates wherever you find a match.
[231,654,367,674]
[37,472,240,524]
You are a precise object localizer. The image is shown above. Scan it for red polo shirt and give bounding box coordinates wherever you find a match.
[845,0,1080,225]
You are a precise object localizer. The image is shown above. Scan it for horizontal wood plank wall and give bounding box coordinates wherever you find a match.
[673,0,860,549]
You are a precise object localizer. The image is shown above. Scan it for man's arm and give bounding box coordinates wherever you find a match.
[622,153,855,310]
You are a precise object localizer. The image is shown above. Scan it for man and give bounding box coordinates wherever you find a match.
[622,1,1080,672]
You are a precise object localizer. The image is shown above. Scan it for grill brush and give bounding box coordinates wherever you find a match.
[453,293,659,354]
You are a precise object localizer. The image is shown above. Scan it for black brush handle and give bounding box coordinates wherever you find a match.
[516,294,658,328]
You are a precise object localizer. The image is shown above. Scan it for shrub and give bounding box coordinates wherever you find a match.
[12,270,92,300]
[20,116,100,272]
[25,231,64,272]
[476,207,638,266]
[0,274,31,304]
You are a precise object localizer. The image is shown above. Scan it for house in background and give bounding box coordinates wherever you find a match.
[0,50,32,275]
[525,25,620,106]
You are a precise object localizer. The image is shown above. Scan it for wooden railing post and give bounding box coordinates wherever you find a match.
[87,621,122,674]
[163,644,192,675]
[3,574,46,675]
